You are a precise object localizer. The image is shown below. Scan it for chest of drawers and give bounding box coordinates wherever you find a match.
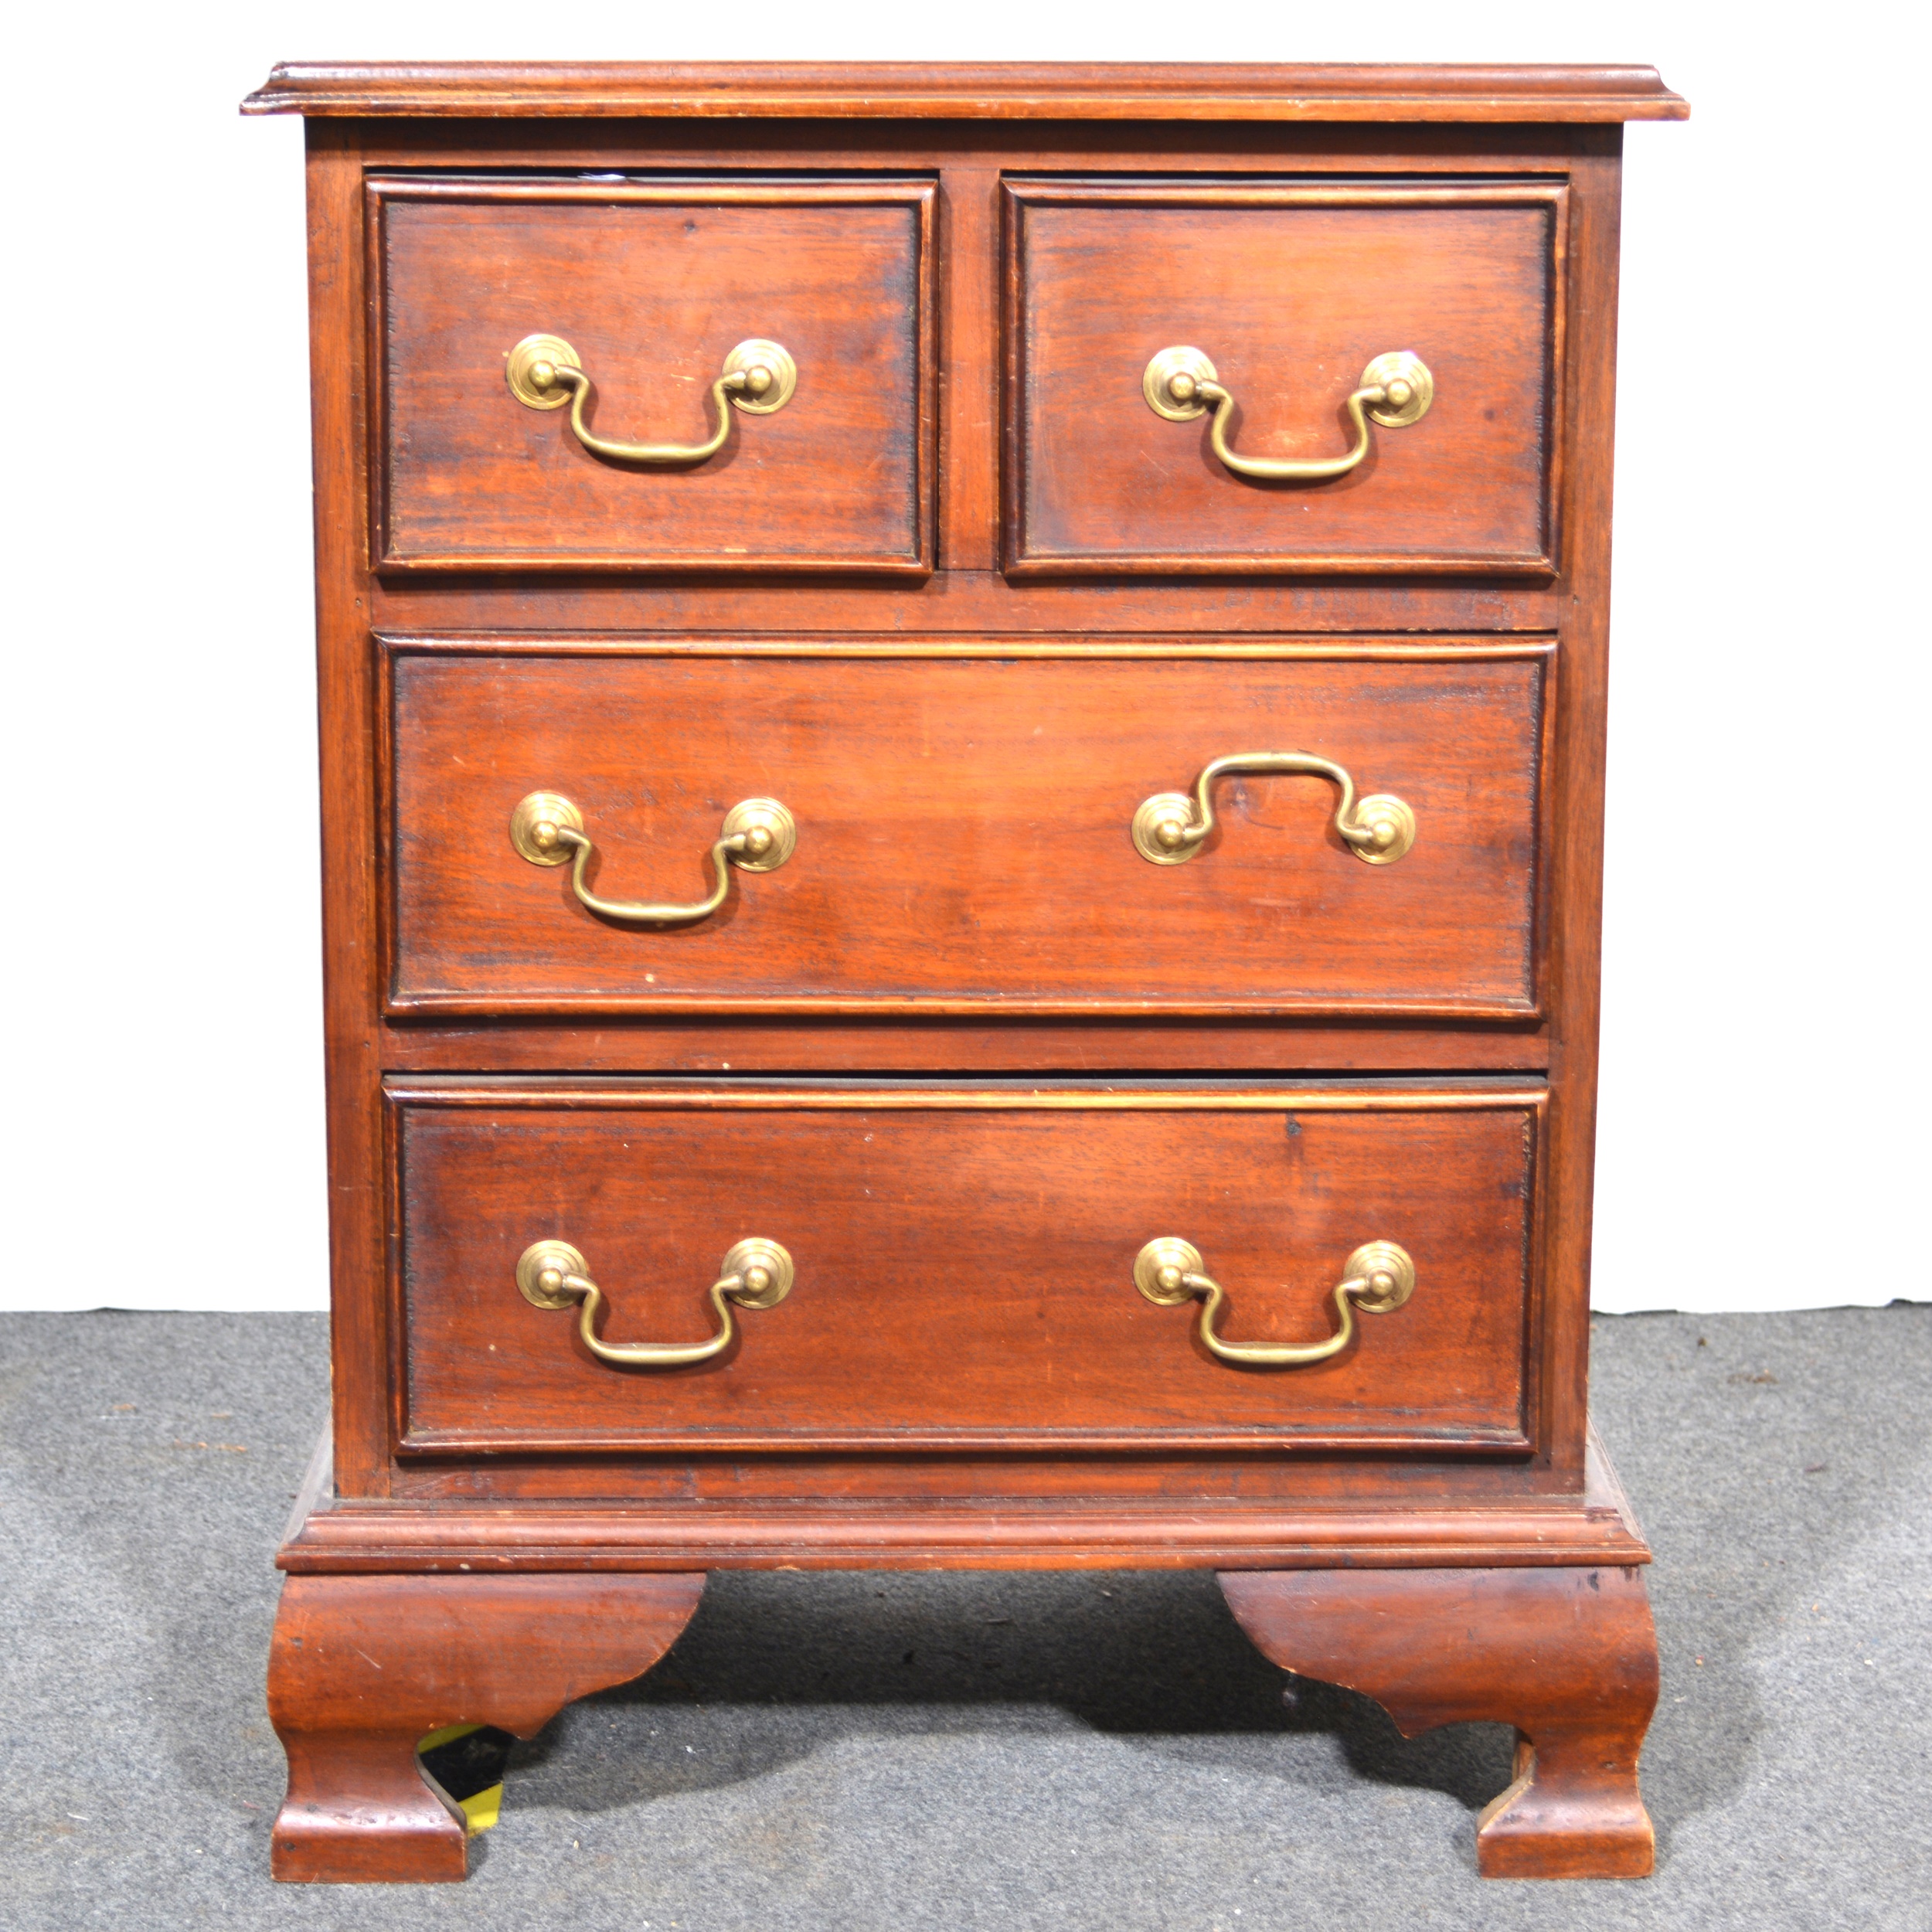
[247,60,1685,1885]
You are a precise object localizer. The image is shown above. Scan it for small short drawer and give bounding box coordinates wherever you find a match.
[1004,177,1565,577]
[368,175,935,572]
[392,1081,1542,1456]
[380,640,1551,1019]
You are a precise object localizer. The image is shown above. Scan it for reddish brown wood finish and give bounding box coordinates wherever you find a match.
[287,110,1640,1500]
[382,1019,1551,1076]
[282,1421,1648,1569]
[1220,1563,1658,1877]
[243,62,1689,123]
[371,176,935,572]
[383,644,1549,1016]
[267,1570,704,1882]
[373,568,1564,636]
[281,1501,1646,1572]
[1005,180,1563,574]
[1534,139,1621,1489]
[252,65,1678,1883]
[304,122,391,1498]
[381,1455,1594,1508]
[392,1083,1541,1457]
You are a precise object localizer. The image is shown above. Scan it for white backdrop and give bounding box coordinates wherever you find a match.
[5,2,1923,1312]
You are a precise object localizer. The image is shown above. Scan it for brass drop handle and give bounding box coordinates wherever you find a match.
[1143,345,1434,481]
[1134,1237,1415,1367]
[517,1238,794,1368]
[505,332,797,465]
[1132,752,1415,866]
[510,791,795,928]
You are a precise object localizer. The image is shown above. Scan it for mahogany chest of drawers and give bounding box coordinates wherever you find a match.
[245,60,1686,1884]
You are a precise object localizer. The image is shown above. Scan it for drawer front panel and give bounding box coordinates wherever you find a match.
[384,645,1549,1017]
[1005,179,1563,576]
[369,176,934,571]
[394,1084,1540,1454]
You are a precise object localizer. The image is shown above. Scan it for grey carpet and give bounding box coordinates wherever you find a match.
[1,1308,1925,1930]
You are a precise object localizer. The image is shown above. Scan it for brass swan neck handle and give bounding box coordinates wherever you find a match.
[1131,751,1416,866]
[1134,1238,1415,1367]
[1143,345,1433,482]
[517,1239,794,1369]
[506,333,796,466]
[510,791,795,929]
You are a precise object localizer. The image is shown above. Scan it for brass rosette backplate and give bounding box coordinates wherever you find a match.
[1345,1240,1417,1312]
[505,334,581,409]
[1359,352,1434,427]
[517,1240,590,1308]
[1134,1237,1206,1304]
[1130,793,1207,865]
[720,798,798,872]
[1349,794,1417,866]
[1142,345,1218,421]
[721,339,798,414]
[719,1239,795,1308]
[509,791,585,866]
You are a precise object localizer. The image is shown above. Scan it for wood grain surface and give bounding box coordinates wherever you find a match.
[379,1019,1550,1076]
[1007,179,1561,574]
[371,176,934,570]
[383,645,1549,1015]
[287,122,1638,1505]
[287,106,1631,1488]
[391,1082,1541,1455]
[244,62,1689,124]
[248,67,1686,1891]
[1222,1563,1658,1877]
[267,1570,703,1881]
[304,124,392,1497]
[284,1455,1647,1570]
[253,80,1681,1885]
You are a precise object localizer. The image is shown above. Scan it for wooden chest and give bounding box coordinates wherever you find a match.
[246,60,1686,1883]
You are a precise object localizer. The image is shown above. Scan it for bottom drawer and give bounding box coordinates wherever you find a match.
[388,1074,1538,1453]
[391,1081,1542,1456]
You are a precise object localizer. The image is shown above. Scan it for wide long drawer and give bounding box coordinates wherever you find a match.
[392,1081,1543,1456]
[381,642,1551,1018]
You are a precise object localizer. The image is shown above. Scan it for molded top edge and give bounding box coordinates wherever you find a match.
[242,60,1689,123]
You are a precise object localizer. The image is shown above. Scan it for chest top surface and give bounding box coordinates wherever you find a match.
[243,60,1688,122]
